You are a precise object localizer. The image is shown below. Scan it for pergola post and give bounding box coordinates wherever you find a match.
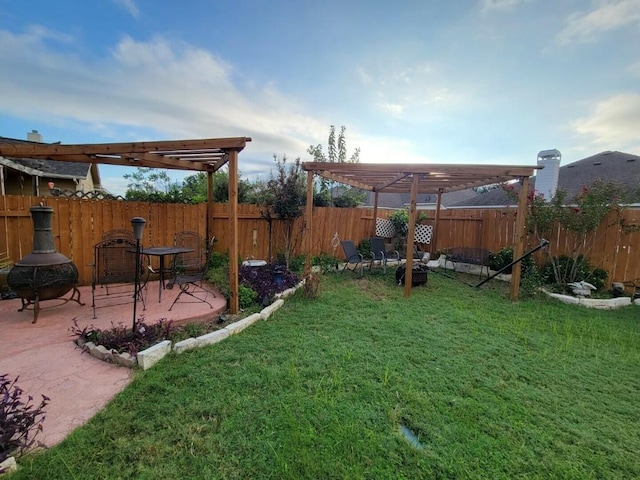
[227,150,239,314]
[304,170,314,276]
[510,176,530,300]
[372,191,379,236]
[431,189,442,255]
[404,173,419,298]
[206,170,213,244]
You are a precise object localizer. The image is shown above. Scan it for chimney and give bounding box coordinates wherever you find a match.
[27,130,43,143]
[536,149,561,201]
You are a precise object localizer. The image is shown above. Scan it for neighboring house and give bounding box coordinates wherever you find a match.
[363,189,479,210]
[0,132,102,197]
[451,151,640,207]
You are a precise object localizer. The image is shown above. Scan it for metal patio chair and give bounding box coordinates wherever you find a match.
[91,237,147,318]
[369,236,400,273]
[168,237,217,311]
[340,240,364,276]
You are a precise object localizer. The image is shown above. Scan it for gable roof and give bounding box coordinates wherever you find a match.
[0,136,94,180]
[452,151,640,207]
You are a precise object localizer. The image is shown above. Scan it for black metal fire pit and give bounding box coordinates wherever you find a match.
[7,206,84,323]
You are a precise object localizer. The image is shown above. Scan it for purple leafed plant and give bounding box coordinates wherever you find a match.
[70,318,175,356]
[239,263,299,304]
[0,374,49,466]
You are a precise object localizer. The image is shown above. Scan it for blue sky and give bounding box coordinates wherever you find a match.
[1,0,639,195]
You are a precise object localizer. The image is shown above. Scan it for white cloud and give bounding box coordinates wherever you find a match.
[573,93,640,151]
[0,28,326,163]
[356,66,373,85]
[558,0,640,44]
[362,63,464,119]
[113,0,140,18]
[480,0,531,12]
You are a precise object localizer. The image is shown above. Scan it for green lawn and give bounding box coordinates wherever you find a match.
[11,270,640,479]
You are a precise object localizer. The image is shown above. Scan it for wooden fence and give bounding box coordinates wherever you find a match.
[1,195,639,287]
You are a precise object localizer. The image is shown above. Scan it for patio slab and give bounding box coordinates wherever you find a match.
[0,280,226,448]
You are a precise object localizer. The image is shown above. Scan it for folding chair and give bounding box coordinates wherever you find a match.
[168,237,217,311]
[369,236,400,273]
[340,240,364,276]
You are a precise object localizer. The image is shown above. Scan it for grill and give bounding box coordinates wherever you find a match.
[7,206,84,323]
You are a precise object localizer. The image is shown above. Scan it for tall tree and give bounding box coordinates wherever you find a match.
[307,125,364,207]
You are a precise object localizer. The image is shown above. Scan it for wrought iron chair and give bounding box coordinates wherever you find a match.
[168,237,217,311]
[166,231,205,289]
[91,238,147,318]
[369,236,400,273]
[340,240,364,276]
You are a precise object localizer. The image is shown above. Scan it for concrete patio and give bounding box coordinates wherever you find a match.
[0,280,226,448]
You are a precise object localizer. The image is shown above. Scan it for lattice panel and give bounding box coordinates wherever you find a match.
[376,218,395,238]
[414,224,433,244]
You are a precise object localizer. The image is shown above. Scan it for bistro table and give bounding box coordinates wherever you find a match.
[139,246,194,302]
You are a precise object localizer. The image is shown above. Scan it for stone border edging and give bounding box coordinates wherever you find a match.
[75,280,305,370]
[540,288,638,309]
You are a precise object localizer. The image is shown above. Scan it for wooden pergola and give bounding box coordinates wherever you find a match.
[0,136,252,313]
[302,162,541,299]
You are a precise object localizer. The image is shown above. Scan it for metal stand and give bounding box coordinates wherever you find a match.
[17,286,84,324]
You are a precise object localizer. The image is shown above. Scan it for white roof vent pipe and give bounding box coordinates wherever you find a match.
[27,130,43,143]
[536,149,561,201]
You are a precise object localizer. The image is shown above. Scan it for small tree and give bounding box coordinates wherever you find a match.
[503,180,632,291]
[253,155,306,267]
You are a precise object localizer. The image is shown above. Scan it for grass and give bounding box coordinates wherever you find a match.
[10,269,640,479]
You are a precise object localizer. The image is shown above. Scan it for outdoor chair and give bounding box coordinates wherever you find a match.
[168,236,217,311]
[340,240,364,276]
[166,231,205,289]
[91,237,147,319]
[369,236,400,273]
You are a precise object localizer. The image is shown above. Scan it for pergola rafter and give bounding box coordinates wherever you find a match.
[0,136,252,314]
[302,161,541,300]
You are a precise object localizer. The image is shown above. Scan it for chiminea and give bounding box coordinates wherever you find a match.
[7,206,84,323]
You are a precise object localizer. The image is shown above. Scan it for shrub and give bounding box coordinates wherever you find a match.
[70,318,175,356]
[357,238,371,258]
[238,284,258,309]
[312,253,339,273]
[541,255,608,291]
[488,246,535,274]
[0,375,49,466]
[286,255,306,274]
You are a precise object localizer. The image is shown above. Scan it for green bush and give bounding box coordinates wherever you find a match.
[357,239,371,258]
[287,255,306,274]
[312,253,339,273]
[238,284,258,309]
[542,255,608,291]
[488,246,535,274]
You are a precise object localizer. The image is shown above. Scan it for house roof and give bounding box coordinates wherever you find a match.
[0,136,94,180]
[451,151,640,207]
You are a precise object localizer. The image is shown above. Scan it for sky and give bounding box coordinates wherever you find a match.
[1,0,639,196]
